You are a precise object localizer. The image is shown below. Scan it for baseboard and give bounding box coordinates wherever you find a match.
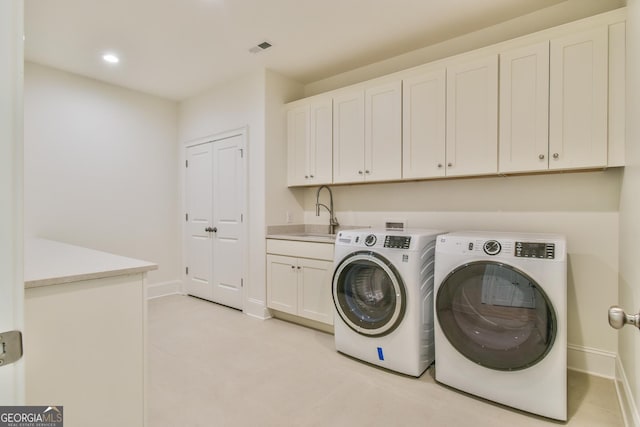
[243,297,272,320]
[616,356,640,427]
[567,344,616,378]
[146,280,182,300]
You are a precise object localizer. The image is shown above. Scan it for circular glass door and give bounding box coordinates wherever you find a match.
[436,261,556,371]
[333,251,406,337]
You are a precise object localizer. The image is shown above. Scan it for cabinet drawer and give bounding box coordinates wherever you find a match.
[266,239,334,261]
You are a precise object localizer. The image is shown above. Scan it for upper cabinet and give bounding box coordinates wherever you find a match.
[287,95,333,186]
[499,42,550,173]
[333,81,402,184]
[402,67,446,179]
[549,27,608,170]
[446,55,499,177]
[286,10,626,187]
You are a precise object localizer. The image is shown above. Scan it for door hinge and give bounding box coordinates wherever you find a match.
[241,278,243,288]
[239,148,244,158]
[240,213,243,223]
[0,330,23,367]
[186,266,189,275]
[185,159,189,168]
[185,213,189,221]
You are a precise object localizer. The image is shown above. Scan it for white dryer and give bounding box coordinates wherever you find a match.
[434,231,567,420]
[332,228,442,377]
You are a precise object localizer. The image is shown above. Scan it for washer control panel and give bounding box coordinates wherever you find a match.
[515,242,556,259]
[364,234,377,247]
[384,235,411,249]
[483,240,501,255]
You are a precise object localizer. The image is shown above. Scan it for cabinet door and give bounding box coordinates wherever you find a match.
[446,55,498,177]
[266,254,298,315]
[365,81,402,181]
[333,90,365,183]
[499,42,550,173]
[287,105,310,186]
[402,69,446,179]
[298,258,334,325]
[308,98,333,185]
[549,27,607,170]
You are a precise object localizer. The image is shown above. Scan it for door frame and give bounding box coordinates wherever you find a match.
[0,0,24,404]
[181,127,249,310]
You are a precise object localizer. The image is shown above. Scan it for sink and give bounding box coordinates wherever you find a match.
[268,231,337,242]
[289,232,336,238]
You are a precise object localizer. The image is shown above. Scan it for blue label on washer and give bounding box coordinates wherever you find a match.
[377,347,384,361]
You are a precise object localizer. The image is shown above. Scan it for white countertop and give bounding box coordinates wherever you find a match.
[24,238,158,289]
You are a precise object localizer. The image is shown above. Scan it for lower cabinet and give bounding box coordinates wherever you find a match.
[266,240,334,326]
[25,273,146,427]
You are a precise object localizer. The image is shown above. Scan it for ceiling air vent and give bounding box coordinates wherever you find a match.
[249,41,272,54]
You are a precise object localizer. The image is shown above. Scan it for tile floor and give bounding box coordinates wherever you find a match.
[148,295,624,426]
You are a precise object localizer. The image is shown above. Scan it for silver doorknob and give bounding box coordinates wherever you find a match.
[608,306,640,330]
[553,153,559,159]
[539,154,545,160]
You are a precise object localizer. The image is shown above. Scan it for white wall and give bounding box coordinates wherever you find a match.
[23,62,181,287]
[617,0,640,424]
[179,70,269,318]
[301,171,621,375]
[264,69,305,226]
[279,4,628,376]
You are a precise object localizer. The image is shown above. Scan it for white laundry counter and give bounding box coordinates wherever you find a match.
[24,238,157,427]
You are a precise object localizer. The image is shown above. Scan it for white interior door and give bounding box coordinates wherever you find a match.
[0,0,25,404]
[211,134,245,310]
[185,143,213,300]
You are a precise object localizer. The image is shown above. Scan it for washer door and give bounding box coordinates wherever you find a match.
[436,261,557,371]
[333,251,406,337]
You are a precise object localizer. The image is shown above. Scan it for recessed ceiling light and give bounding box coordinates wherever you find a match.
[102,53,120,64]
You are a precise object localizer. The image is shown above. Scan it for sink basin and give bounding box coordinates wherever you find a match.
[289,232,336,238]
[268,231,337,242]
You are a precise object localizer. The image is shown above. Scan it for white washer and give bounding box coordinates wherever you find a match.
[434,231,567,420]
[332,228,442,377]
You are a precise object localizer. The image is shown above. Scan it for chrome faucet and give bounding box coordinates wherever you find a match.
[315,185,339,235]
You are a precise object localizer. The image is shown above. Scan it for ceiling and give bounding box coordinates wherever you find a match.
[25,0,575,101]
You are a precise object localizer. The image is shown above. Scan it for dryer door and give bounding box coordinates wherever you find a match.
[436,261,557,371]
[333,251,406,337]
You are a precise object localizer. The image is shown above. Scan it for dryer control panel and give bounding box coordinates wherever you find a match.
[384,235,411,249]
[515,242,555,259]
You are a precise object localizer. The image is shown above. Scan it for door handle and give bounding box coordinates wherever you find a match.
[205,227,218,233]
[608,306,640,330]
[0,331,23,367]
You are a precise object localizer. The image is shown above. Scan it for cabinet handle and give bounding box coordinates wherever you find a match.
[447,163,453,167]
[539,154,545,160]
[553,153,559,159]
[291,265,295,269]
[297,266,301,270]
[358,170,363,175]
[437,163,443,168]
[304,175,309,179]
[310,175,314,178]
[365,170,370,174]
